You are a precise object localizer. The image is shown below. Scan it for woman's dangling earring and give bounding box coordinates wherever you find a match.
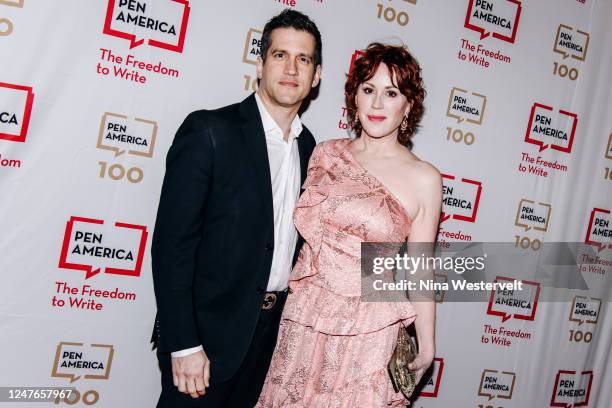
[400,115,408,133]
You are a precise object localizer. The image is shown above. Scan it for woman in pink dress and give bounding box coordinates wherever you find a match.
[257,43,442,407]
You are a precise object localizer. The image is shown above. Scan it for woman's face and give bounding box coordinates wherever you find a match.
[355,63,411,140]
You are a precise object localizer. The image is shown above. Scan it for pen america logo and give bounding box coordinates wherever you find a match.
[420,357,444,397]
[525,103,578,154]
[478,369,516,400]
[95,113,156,184]
[487,276,540,322]
[51,342,114,405]
[97,113,158,157]
[481,277,537,347]
[242,28,262,92]
[243,28,262,65]
[52,342,114,383]
[552,25,590,82]
[464,0,522,43]
[446,87,487,125]
[584,208,611,252]
[569,296,600,326]
[554,25,589,61]
[515,199,552,232]
[440,174,482,224]
[58,216,148,280]
[550,370,593,407]
[0,81,34,142]
[103,0,190,52]
[567,296,600,345]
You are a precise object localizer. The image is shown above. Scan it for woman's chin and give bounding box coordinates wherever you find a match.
[361,129,399,140]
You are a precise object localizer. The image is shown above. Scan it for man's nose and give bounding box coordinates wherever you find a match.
[284,57,297,75]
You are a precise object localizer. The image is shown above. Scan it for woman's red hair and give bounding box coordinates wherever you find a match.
[345,42,426,149]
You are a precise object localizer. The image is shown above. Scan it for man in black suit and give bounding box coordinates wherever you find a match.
[151,9,322,408]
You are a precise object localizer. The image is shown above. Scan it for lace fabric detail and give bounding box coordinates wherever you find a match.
[257,139,416,407]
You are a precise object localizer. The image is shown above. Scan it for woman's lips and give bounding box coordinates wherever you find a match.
[367,115,386,122]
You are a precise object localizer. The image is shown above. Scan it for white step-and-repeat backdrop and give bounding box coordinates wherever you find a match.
[0,0,610,407]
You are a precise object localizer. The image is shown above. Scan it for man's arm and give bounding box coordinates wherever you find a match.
[152,112,214,398]
[152,111,213,353]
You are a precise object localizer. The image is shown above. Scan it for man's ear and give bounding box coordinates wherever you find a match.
[311,64,322,88]
[256,56,264,80]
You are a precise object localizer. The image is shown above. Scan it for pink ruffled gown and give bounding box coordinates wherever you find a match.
[256,138,417,408]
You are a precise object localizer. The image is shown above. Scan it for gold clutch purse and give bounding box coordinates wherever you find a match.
[388,326,418,399]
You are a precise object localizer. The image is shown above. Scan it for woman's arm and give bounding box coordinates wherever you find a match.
[404,162,442,381]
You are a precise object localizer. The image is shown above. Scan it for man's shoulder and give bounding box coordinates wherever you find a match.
[300,123,317,146]
[184,101,242,126]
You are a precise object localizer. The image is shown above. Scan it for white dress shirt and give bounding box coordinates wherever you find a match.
[256,93,302,292]
[171,94,302,357]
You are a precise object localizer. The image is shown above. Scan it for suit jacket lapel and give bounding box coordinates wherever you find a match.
[239,94,274,224]
[297,133,309,191]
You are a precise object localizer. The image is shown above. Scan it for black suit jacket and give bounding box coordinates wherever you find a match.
[151,93,316,382]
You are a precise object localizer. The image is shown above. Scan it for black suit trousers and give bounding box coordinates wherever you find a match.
[156,293,286,408]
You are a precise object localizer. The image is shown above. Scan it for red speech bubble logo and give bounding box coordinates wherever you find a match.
[440,174,482,224]
[0,81,34,142]
[550,370,593,407]
[584,208,611,252]
[525,103,578,153]
[103,0,190,52]
[487,276,540,322]
[464,0,522,43]
[58,216,148,279]
[348,50,365,75]
[420,357,444,397]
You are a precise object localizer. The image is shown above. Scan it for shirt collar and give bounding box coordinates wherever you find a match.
[254,92,303,140]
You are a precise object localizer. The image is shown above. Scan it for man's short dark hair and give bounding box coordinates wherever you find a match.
[260,9,322,67]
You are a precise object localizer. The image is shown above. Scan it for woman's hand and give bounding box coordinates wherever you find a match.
[408,350,435,386]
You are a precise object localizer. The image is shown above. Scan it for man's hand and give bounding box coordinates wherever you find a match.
[171,350,210,398]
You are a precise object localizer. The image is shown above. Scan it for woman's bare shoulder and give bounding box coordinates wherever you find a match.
[398,149,442,186]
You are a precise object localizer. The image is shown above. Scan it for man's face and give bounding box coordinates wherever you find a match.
[256,27,321,109]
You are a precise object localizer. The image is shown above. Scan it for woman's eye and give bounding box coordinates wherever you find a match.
[387,90,397,97]
[363,87,373,94]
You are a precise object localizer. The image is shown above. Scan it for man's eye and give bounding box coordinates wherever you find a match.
[299,57,311,64]
[274,53,284,59]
